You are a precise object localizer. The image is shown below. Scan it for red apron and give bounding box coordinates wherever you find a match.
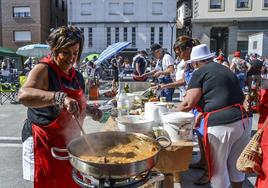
[255,89,268,188]
[197,104,246,180]
[32,59,86,188]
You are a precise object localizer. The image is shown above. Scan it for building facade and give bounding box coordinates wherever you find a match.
[0,0,67,50]
[67,0,177,58]
[191,0,268,56]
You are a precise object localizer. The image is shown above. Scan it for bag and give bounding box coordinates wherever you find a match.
[236,117,268,174]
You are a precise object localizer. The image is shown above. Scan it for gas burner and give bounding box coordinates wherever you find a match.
[72,169,164,188]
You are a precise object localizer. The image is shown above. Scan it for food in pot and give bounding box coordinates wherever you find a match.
[79,137,158,164]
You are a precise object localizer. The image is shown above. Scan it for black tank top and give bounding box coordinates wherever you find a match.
[21,64,85,142]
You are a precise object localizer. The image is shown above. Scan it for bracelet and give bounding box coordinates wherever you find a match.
[54,92,67,107]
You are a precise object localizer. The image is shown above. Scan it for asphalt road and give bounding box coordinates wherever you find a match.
[0,102,259,188]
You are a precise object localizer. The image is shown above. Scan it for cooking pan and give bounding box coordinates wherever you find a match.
[51,131,170,179]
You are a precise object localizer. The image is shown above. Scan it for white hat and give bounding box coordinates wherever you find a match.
[186,44,215,64]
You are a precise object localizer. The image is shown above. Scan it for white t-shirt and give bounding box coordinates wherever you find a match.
[155,54,174,71]
[175,59,185,81]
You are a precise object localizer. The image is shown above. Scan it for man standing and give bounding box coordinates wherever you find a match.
[133,50,148,76]
[143,44,175,101]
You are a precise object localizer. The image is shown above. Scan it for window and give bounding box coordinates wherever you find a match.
[132,27,136,47]
[209,0,224,10]
[123,2,134,15]
[61,0,65,11]
[123,27,128,41]
[150,27,155,45]
[236,0,251,9]
[109,3,120,15]
[159,27,163,46]
[264,0,268,8]
[253,41,257,50]
[152,2,163,15]
[115,27,119,43]
[88,27,93,48]
[81,3,92,15]
[14,31,31,42]
[13,7,31,18]
[107,27,111,46]
[56,0,59,7]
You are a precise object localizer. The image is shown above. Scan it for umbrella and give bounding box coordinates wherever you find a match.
[82,53,100,62]
[0,46,20,57]
[16,44,50,58]
[95,41,131,65]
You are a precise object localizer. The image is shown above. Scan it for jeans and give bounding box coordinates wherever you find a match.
[158,76,174,102]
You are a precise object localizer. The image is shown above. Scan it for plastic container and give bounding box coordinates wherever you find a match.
[161,112,194,142]
[115,115,153,134]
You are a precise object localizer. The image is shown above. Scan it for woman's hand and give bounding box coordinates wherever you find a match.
[153,71,162,77]
[86,105,103,121]
[194,113,203,129]
[63,96,80,118]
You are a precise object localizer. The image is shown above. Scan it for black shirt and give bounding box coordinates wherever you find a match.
[21,64,85,142]
[134,56,147,75]
[187,62,246,126]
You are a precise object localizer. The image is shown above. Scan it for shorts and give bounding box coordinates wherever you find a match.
[22,136,34,181]
[208,118,252,188]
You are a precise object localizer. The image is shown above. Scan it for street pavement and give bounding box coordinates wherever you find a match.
[0,93,259,188]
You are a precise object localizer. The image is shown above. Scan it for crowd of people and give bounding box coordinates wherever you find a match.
[8,25,267,188]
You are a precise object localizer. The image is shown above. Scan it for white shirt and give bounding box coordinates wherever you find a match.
[175,59,186,81]
[155,54,174,71]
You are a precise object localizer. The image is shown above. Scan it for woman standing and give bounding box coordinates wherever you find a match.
[177,44,252,188]
[18,26,101,188]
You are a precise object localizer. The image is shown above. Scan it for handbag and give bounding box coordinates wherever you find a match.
[236,117,268,174]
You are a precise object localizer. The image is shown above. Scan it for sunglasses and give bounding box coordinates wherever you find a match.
[59,27,83,39]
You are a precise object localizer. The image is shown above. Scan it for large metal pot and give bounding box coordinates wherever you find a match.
[51,131,170,179]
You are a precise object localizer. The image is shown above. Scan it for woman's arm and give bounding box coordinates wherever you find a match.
[160,78,185,89]
[176,88,202,112]
[18,64,55,108]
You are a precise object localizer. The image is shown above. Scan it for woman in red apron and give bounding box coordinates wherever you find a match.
[177,44,252,188]
[255,85,268,188]
[18,26,101,188]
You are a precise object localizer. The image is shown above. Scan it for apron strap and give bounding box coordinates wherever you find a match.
[202,103,247,180]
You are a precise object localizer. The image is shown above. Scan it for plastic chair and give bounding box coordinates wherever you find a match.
[0,83,17,105]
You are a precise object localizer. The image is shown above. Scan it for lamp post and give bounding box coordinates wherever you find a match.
[169,21,176,56]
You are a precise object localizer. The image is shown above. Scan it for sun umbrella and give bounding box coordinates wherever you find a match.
[95,42,131,65]
[16,44,50,58]
[0,46,20,57]
[82,53,100,62]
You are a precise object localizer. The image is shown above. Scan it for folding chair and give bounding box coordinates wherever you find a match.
[0,83,17,105]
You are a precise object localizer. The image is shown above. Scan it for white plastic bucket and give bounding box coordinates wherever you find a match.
[162,112,194,142]
[115,115,153,134]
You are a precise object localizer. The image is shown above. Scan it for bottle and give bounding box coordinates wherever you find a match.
[117,86,130,117]
[124,83,130,93]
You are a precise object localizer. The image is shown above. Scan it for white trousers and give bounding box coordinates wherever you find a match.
[22,136,34,181]
[208,118,252,188]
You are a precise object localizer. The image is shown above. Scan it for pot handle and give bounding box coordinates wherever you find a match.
[51,147,70,160]
[155,136,171,148]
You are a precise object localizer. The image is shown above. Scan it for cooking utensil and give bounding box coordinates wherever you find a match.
[51,131,171,179]
[72,115,86,135]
